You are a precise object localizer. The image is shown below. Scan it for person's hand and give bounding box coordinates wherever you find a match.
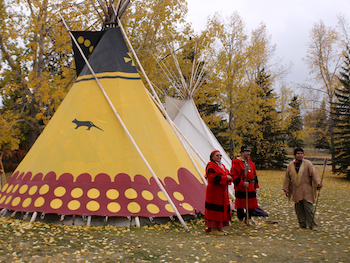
[317,183,323,190]
[285,191,290,198]
[227,175,232,182]
[243,181,249,188]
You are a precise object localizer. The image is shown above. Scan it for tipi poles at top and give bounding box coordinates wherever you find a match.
[153,55,185,99]
[171,49,188,97]
[59,14,190,232]
[188,54,198,96]
[117,18,206,186]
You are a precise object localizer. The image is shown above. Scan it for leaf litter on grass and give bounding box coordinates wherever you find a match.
[0,166,349,262]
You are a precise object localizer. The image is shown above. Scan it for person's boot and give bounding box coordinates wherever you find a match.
[211,228,225,236]
[239,220,246,226]
[218,228,228,235]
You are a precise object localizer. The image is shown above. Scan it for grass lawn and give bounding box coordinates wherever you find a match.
[0,165,349,262]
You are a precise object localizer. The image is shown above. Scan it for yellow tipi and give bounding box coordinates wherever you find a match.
[0,17,206,228]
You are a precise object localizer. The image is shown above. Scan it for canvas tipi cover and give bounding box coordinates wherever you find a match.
[0,28,206,222]
[165,96,232,170]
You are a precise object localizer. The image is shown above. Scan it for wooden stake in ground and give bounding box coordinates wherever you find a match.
[311,158,327,229]
[244,165,249,225]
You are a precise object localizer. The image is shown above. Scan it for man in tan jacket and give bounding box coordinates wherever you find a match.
[283,147,322,230]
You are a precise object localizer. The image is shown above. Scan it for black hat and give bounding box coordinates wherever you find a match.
[241,145,251,152]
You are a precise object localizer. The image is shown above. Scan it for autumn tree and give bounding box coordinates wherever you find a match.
[243,69,287,169]
[205,12,247,158]
[0,0,95,150]
[303,20,342,170]
[122,0,192,99]
[304,100,330,149]
[209,13,288,158]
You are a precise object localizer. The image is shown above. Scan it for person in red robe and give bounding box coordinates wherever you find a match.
[205,150,233,236]
[230,146,260,226]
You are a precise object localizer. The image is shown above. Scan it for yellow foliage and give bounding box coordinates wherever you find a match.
[0,111,22,151]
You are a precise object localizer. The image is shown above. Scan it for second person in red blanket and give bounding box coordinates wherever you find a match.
[205,150,233,236]
[230,145,260,226]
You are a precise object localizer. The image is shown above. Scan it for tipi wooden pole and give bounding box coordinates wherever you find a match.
[59,14,190,232]
[30,212,38,222]
[147,92,235,200]
[135,216,140,227]
[117,18,205,185]
[144,89,207,184]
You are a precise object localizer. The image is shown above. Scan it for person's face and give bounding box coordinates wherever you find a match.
[295,151,304,161]
[241,150,251,159]
[212,152,222,162]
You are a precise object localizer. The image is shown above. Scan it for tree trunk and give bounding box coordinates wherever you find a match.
[0,152,6,189]
[27,101,42,149]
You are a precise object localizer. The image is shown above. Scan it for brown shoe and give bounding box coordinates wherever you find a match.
[219,228,228,234]
[211,228,225,236]
[239,220,246,226]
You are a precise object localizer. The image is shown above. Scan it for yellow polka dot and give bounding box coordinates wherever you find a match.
[87,188,100,199]
[157,191,167,201]
[147,204,160,214]
[1,183,8,192]
[141,190,154,201]
[11,197,21,206]
[173,191,184,201]
[22,198,32,208]
[34,197,45,207]
[50,199,63,209]
[78,36,84,44]
[86,201,100,211]
[165,203,174,213]
[6,184,13,194]
[71,188,83,198]
[0,195,6,204]
[28,185,38,195]
[67,200,80,211]
[84,39,91,47]
[127,202,141,213]
[107,202,121,213]
[19,185,28,194]
[89,46,94,53]
[39,184,50,195]
[54,187,66,197]
[5,195,12,205]
[12,184,19,193]
[181,203,194,211]
[106,189,119,200]
[125,188,137,199]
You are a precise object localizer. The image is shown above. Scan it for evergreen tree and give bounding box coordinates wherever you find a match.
[314,101,330,149]
[286,95,304,148]
[244,69,287,169]
[332,47,350,178]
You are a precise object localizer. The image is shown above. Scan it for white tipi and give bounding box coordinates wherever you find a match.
[157,44,234,196]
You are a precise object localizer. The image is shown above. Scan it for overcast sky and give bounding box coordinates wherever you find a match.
[186,0,350,90]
